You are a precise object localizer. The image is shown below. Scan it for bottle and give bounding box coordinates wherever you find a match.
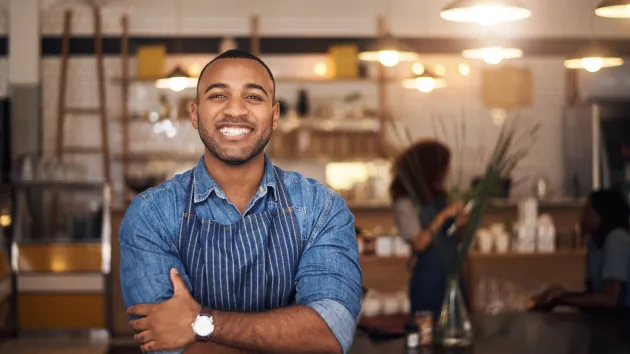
[297,89,310,118]
[405,321,419,349]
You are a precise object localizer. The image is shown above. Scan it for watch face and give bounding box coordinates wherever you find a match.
[193,315,214,337]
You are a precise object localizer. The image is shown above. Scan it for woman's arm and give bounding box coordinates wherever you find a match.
[393,198,463,252]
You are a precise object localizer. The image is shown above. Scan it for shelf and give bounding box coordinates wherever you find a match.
[114,152,201,163]
[279,116,381,133]
[276,77,378,83]
[469,249,586,259]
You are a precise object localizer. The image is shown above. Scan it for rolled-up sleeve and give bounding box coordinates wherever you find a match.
[392,197,422,242]
[295,191,363,353]
[119,195,191,354]
[602,229,630,283]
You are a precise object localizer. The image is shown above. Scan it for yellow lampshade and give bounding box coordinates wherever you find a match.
[155,66,197,92]
[358,34,419,67]
[402,70,447,93]
[462,47,523,65]
[564,43,624,72]
[440,0,531,25]
[595,0,630,18]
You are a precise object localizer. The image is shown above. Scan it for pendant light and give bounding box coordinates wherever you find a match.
[564,42,624,72]
[155,66,197,92]
[565,5,624,73]
[358,0,419,67]
[402,70,447,93]
[358,33,420,67]
[155,0,196,91]
[462,46,523,64]
[595,0,630,18]
[440,0,531,26]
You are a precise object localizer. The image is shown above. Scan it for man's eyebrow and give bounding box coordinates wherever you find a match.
[245,83,268,97]
[204,83,229,94]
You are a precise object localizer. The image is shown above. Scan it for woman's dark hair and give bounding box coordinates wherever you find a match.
[389,139,451,204]
[589,188,630,237]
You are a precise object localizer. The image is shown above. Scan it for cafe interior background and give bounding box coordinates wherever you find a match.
[0,0,629,351]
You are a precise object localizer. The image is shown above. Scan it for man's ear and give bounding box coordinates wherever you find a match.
[190,101,199,129]
[272,102,280,130]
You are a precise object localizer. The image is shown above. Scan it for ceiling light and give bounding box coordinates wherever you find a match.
[458,63,471,76]
[402,70,447,93]
[358,34,420,67]
[564,43,624,72]
[462,47,523,64]
[155,66,197,92]
[595,0,630,18]
[441,0,531,26]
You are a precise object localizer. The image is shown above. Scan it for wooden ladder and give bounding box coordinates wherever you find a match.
[55,7,111,184]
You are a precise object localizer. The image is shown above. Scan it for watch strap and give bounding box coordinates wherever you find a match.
[194,308,214,342]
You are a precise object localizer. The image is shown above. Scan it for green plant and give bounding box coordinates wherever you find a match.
[387,114,540,275]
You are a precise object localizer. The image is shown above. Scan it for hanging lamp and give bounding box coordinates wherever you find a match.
[440,0,531,26]
[462,46,523,65]
[358,33,420,67]
[402,70,447,93]
[155,0,196,91]
[155,66,197,92]
[595,0,630,18]
[564,43,624,72]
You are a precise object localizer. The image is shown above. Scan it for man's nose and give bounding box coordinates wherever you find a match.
[223,97,248,117]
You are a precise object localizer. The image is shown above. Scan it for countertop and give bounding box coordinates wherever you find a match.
[350,312,630,354]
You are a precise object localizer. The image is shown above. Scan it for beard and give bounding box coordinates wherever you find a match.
[198,117,273,166]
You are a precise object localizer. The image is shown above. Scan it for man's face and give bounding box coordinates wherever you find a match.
[191,58,279,165]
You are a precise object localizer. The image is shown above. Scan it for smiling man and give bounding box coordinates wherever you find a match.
[119,50,362,354]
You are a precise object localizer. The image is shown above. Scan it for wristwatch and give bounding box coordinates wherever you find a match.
[192,308,214,341]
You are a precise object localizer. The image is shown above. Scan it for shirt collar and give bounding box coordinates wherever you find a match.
[192,155,279,204]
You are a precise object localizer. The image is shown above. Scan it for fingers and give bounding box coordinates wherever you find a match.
[134,330,154,344]
[170,268,189,296]
[128,304,153,316]
[141,341,156,353]
[130,317,150,332]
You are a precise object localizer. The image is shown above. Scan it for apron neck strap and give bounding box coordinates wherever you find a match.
[184,164,293,214]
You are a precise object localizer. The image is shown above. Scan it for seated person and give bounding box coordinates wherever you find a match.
[534,189,630,311]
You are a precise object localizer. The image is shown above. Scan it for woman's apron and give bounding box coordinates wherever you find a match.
[409,196,463,318]
[178,166,302,312]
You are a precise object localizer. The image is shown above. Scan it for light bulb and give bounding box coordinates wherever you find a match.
[378,50,400,67]
[412,63,425,75]
[458,63,471,76]
[434,64,446,76]
[169,77,188,92]
[582,57,604,73]
[415,77,436,93]
[482,47,504,65]
[313,62,328,77]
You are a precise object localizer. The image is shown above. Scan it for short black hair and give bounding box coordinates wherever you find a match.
[195,49,276,102]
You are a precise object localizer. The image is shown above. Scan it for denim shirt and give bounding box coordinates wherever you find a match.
[119,155,363,353]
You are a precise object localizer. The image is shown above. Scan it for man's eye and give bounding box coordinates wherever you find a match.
[246,95,262,101]
[209,94,226,99]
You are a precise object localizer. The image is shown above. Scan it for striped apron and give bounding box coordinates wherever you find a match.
[178,167,302,312]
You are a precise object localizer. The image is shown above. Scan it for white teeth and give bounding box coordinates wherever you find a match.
[219,127,251,136]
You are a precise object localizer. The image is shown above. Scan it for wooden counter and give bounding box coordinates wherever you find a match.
[359,250,586,313]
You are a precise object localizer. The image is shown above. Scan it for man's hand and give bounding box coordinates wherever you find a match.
[128,268,202,352]
[532,285,565,309]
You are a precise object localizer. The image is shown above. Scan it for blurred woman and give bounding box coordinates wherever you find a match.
[535,189,630,310]
[390,139,468,317]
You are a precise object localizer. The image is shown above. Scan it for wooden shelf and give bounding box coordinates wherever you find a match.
[276,77,378,83]
[114,152,201,162]
[469,249,586,259]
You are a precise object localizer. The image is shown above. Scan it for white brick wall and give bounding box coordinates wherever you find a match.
[34,0,602,206]
[38,0,630,38]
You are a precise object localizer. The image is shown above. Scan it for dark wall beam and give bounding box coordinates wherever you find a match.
[37,35,630,57]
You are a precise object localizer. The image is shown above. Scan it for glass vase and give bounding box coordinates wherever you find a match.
[434,275,473,347]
